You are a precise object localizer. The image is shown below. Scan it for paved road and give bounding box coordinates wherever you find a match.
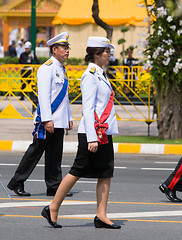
[0,153,182,240]
[0,99,158,141]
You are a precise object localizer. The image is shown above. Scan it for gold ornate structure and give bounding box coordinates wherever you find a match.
[0,0,63,52]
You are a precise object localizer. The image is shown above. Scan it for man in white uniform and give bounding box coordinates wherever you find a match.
[7,33,73,197]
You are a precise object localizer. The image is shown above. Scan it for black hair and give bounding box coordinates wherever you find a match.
[50,43,61,54]
[85,47,105,62]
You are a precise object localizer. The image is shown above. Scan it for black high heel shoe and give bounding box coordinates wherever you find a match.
[41,205,62,228]
[94,216,121,229]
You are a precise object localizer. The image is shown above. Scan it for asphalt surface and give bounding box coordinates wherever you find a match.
[0,152,182,240]
[0,98,158,141]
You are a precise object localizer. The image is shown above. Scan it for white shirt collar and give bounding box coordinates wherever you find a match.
[51,56,63,67]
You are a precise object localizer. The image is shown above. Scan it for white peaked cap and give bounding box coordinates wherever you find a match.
[18,40,23,45]
[24,41,32,48]
[47,32,70,46]
[87,36,114,49]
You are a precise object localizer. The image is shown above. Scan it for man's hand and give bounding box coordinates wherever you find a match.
[88,141,98,153]
[44,120,54,133]
[66,121,73,130]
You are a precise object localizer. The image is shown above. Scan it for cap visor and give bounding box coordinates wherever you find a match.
[108,43,114,49]
[57,42,70,46]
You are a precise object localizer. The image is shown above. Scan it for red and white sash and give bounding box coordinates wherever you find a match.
[94,88,113,145]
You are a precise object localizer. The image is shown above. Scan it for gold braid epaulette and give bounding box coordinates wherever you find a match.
[44,59,53,66]
[89,67,96,74]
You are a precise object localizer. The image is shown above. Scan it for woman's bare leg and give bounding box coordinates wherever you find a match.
[96,178,113,225]
[49,173,80,222]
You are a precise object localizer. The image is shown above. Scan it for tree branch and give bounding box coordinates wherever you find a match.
[144,0,151,34]
[154,0,165,8]
[92,0,113,41]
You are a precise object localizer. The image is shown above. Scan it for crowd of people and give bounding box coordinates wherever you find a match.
[6,39,46,58]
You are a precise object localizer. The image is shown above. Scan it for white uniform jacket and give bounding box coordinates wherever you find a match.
[78,62,118,142]
[34,56,72,128]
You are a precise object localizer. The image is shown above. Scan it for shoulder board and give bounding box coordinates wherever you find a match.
[44,59,53,66]
[89,67,96,74]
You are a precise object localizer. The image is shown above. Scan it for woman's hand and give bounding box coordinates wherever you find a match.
[66,121,73,130]
[88,141,98,153]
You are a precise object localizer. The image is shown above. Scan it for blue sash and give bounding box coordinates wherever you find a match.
[32,71,68,139]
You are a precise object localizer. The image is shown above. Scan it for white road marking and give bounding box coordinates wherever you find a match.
[114,167,127,169]
[61,210,182,219]
[141,168,174,171]
[26,179,97,184]
[0,163,175,171]
[0,201,96,208]
[0,164,71,167]
[155,162,177,164]
[0,164,18,166]
[2,200,182,219]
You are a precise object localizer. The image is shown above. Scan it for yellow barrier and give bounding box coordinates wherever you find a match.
[0,64,158,124]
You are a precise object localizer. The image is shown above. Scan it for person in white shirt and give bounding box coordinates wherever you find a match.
[16,40,25,58]
[7,32,73,197]
[0,42,4,58]
[41,36,121,229]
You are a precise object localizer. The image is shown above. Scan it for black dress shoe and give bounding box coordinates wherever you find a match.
[9,187,31,197]
[66,192,73,197]
[41,205,62,228]
[94,216,121,229]
[159,183,182,202]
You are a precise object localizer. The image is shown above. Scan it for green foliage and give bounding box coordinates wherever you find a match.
[118,39,126,45]
[64,58,86,65]
[118,26,130,59]
[113,135,182,144]
[0,57,19,64]
[120,26,130,33]
[37,57,49,64]
[0,57,86,65]
[143,0,182,97]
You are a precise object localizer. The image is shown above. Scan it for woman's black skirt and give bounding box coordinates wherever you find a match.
[69,133,114,178]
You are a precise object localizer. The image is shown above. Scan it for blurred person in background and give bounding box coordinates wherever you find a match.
[19,41,40,111]
[16,40,25,58]
[8,40,17,58]
[123,46,138,96]
[0,42,4,58]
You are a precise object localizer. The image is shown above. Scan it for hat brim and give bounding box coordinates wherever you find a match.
[108,43,114,49]
[57,42,70,46]
[87,43,114,49]
[48,41,70,46]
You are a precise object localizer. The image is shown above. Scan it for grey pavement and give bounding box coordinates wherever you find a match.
[0,98,158,141]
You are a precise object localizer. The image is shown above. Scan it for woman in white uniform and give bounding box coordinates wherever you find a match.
[41,36,120,229]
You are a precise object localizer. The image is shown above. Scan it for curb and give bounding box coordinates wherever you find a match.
[1,140,182,154]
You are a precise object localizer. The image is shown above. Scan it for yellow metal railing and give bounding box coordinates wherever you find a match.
[0,64,158,123]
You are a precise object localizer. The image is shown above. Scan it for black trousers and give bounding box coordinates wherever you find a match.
[7,128,64,192]
[164,157,182,191]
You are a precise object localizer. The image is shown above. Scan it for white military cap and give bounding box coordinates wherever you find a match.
[18,40,23,45]
[87,36,114,49]
[24,41,32,48]
[47,32,70,46]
